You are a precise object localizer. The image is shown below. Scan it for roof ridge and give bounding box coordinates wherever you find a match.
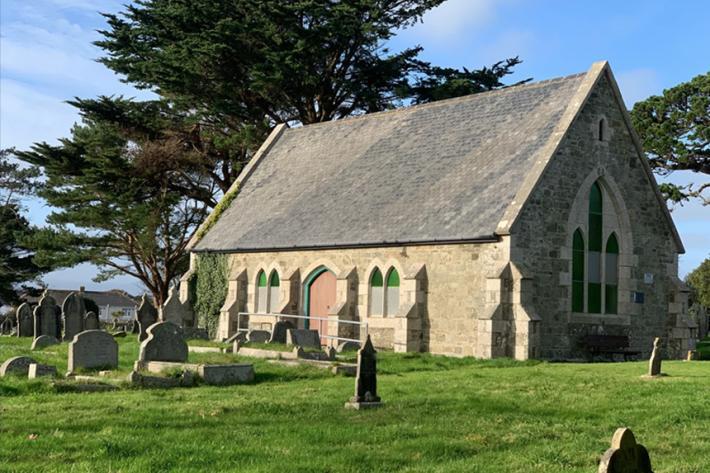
[287,71,588,131]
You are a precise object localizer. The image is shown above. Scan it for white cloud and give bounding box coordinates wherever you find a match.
[412,0,499,43]
[616,68,662,108]
[476,29,535,64]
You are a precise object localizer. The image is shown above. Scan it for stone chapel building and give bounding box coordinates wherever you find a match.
[182,62,696,360]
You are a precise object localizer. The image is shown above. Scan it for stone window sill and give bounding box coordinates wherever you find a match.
[570,312,630,326]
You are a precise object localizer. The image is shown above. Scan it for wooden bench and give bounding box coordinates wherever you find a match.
[581,335,641,361]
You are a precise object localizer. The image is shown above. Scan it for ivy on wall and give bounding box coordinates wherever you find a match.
[193,253,228,338]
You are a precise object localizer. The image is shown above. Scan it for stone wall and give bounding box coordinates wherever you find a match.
[509,73,689,359]
[199,241,508,357]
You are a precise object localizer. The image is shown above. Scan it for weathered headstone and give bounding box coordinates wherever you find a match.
[598,427,653,473]
[31,334,60,350]
[136,295,158,342]
[648,337,662,377]
[286,329,321,349]
[269,320,295,344]
[28,363,57,379]
[161,287,195,327]
[84,311,100,330]
[67,330,119,374]
[0,317,13,334]
[33,294,60,339]
[62,292,86,341]
[130,319,140,334]
[336,341,361,353]
[0,356,37,377]
[345,335,382,409]
[138,322,188,363]
[16,303,33,337]
[247,329,271,343]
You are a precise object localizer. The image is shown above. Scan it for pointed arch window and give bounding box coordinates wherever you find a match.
[385,268,400,316]
[605,234,619,314]
[256,270,267,313]
[369,268,384,315]
[268,271,280,313]
[572,229,585,312]
[571,181,622,315]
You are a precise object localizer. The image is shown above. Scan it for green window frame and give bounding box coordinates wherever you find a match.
[587,182,603,313]
[605,234,619,314]
[257,271,267,287]
[269,271,280,287]
[572,229,585,312]
[370,268,383,287]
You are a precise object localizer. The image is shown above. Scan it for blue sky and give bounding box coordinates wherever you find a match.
[1,0,708,294]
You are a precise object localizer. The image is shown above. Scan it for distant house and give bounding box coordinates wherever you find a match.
[25,287,138,323]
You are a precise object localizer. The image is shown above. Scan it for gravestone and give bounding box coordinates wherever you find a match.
[648,337,662,377]
[31,335,60,350]
[161,287,195,327]
[16,303,34,337]
[336,341,360,353]
[138,322,188,363]
[286,329,321,349]
[67,330,119,373]
[0,317,13,334]
[33,294,60,339]
[598,428,653,473]
[136,295,158,342]
[0,356,37,377]
[84,311,100,330]
[269,320,295,344]
[247,329,271,343]
[28,363,57,379]
[130,319,140,334]
[62,292,86,341]
[345,335,382,409]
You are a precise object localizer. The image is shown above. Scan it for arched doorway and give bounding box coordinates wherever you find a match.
[304,267,336,345]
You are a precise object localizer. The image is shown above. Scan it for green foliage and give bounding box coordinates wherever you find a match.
[631,71,709,205]
[686,257,710,307]
[193,253,229,337]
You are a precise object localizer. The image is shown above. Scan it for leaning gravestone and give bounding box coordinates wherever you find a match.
[28,363,57,379]
[345,335,382,409]
[269,320,295,344]
[0,356,37,377]
[84,311,100,330]
[161,287,195,328]
[31,334,60,350]
[16,303,34,337]
[598,427,653,473]
[138,322,188,363]
[33,294,60,339]
[62,292,86,341]
[648,337,662,377]
[67,330,119,374]
[286,329,321,349]
[136,295,158,342]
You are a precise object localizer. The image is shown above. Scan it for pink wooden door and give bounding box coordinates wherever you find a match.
[308,271,336,344]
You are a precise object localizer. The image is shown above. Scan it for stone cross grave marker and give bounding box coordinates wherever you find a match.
[84,311,100,330]
[598,427,653,473]
[648,337,662,377]
[138,321,188,363]
[0,356,37,377]
[33,294,60,339]
[345,335,382,409]
[161,287,194,327]
[136,294,158,342]
[62,292,86,341]
[16,303,33,337]
[67,330,119,374]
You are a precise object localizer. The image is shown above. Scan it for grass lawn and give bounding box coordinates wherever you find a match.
[0,337,708,472]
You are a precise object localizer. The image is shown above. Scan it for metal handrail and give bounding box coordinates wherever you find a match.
[235,311,367,345]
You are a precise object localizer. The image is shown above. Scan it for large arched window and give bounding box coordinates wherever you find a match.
[605,234,619,314]
[571,181,621,315]
[385,268,400,316]
[572,229,585,312]
[268,271,280,313]
[256,270,267,313]
[369,268,384,315]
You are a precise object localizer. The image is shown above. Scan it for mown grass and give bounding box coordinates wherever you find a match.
[0,336,708,472]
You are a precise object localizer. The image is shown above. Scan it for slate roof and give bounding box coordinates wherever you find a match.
[25,289,138,308]
[194,70,589,252]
